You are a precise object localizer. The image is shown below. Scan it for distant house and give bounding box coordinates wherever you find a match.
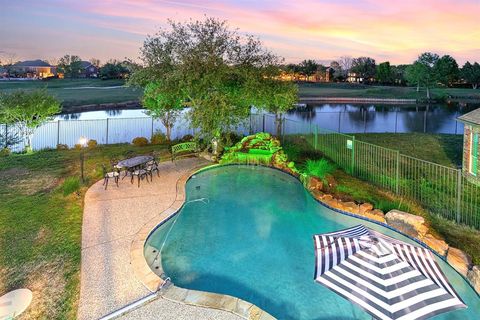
[11,60,56,78]
[458,108,480,180]
[79,61,99,78]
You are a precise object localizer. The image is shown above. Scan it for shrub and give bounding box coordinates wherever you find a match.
[0,148,11,157]
[180,134,194,142]
[87,139,98,149]
[74,144,82,150]
[151,131,167,145]
[63,176,81,196]
[132,137,149,146]
[56,144,69,150]
[304,159,336,180]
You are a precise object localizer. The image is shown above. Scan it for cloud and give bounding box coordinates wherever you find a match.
[2,0,479,63]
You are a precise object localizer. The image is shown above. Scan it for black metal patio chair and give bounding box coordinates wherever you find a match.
[145,159,160,180]
[102,164,120,190]
[130,165,149,187]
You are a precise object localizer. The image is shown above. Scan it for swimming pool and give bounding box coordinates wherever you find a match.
[145,165,480,319]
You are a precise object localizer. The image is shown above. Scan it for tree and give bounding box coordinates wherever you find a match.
[1,52,17,80]
[435,55,459,86]
[299,59,319,80]
[257,68,298,136]
[133,17,285,154]
[57,55,82,78]
[405,62,425,92]
[338,56,353,77]
[100,60,129,79]
[329,61,343,81]
[350,57,376,83]
[407,52,439,99]
[461,62,480,89]
[142,78,184,142]
[89,58,101,68]
[0,89,60,152]
[376,62,393,84]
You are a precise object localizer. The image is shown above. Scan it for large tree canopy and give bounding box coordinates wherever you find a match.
[434,55,459,86]
[0,89,60,151]
[350,57,376,83]
[461,62,480,89]
[131,17,297,147]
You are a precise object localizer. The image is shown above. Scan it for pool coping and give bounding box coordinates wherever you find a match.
[130,163,275,320]
[130,163,479,320]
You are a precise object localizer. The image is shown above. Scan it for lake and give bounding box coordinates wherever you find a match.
[56,103,477,135]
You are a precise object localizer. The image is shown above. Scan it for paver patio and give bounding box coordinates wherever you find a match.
[78,157,242,320]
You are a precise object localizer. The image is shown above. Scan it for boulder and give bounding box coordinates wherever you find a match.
[385,210,428,238]
[447,247,473,277]
[362,209,386,223]
[359,203,374,214]
[421,233,449,257]
[467,266,480,294]
[342,201,359,214]
[311,190,325,201]
[307,176,323,191]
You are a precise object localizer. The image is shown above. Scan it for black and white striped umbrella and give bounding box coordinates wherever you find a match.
[313,225,466,320]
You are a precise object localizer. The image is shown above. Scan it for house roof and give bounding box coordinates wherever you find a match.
[80,61,96,69]
[457,108,480,126]
[13,60,51,67]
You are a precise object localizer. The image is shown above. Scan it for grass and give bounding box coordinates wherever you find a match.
[303,159,336,181]
[0,78,142,109]
[298,82,480,101]
[0,143,170,319]
[283,135,480,265]
[353,133,463,167]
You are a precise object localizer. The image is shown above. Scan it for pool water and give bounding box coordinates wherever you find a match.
[145,166,480,320]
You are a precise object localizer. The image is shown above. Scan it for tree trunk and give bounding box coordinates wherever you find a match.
[474,84,478,90]
[426,87,431,100]
[165,123,172,142]
[416,83,420,92]
[275,113,283,138]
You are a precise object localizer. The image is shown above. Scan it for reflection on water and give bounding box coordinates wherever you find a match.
[286,103,478,134]
[105,109,123,117]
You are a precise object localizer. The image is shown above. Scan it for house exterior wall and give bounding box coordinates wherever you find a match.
[462,124,480,183]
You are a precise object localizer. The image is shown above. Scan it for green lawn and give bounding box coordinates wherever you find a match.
[353,133,463,167]
[0,79,142,108]
[298,82,480,101]
[0,144,169,319]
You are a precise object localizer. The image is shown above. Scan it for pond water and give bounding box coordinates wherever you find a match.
[57,103,478,135]
[145,166,480,320]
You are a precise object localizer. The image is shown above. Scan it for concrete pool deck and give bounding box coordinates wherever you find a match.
[78,157,244,320]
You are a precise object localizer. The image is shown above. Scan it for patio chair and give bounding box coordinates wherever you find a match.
[102,164,120,190]
[145,159,160,179]
[130,166,149,187]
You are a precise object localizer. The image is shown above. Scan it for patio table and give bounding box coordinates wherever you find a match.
[116,155,154,179]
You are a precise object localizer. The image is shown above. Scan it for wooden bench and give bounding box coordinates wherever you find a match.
[171,142,199,161]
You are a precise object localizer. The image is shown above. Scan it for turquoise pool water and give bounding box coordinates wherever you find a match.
[145,165,480,320]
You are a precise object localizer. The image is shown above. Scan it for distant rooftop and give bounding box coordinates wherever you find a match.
[13,60,52,67]
[80,61,93,68]
[457,108,480,125]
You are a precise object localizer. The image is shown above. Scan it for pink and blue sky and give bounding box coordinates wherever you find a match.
[1,0,479,65]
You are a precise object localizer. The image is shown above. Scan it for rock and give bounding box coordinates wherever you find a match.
[342,201,359,214]
[359,203,374,214]
[467,266,480,294]
[362,209,386,223]
[447,247,473,277]
[307,176,323,191]
[311,190,325,201]
[322,194,333,201]
[385,210,428,238]
[421,233,449,256]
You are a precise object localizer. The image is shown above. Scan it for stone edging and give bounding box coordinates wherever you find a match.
[130,163,275,320]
